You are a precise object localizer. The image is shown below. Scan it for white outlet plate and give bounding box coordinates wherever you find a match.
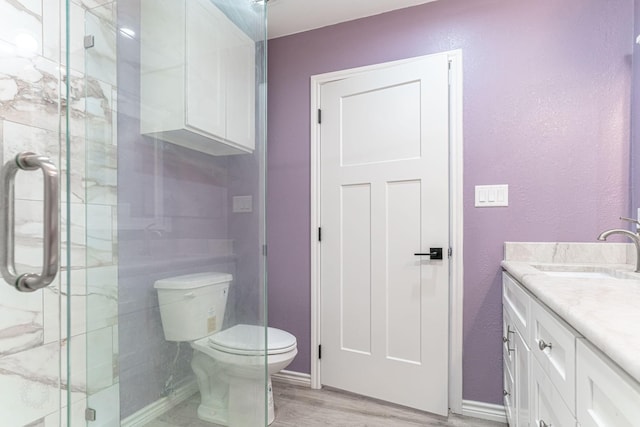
[232,195,253,213]
[475,185,508,207]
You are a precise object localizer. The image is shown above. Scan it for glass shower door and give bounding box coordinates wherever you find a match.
[82,1,268,426]
[0,0,73,426]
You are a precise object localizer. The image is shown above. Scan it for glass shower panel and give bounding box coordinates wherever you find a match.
[84,0,267,425]
[0,0,71,426]
[83,1,120,426]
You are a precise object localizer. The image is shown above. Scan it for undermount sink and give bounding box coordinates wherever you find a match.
[531,264,622,279]
[541,271,615,279]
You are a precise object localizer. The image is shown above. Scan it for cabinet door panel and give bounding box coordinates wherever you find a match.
[531,358,576,427]
[514,328,530,427]
[504,361,516,427]
[531,300,576,413]
[577,339,640,427]
[226,26,255,151]
[503,308,516,374]
[185,0,226,139]
[503,273,531,340]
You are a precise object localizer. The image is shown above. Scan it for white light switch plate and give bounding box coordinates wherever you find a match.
[475,185,508,207]
[232,195,253,213]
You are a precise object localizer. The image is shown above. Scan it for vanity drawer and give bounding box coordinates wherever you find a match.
[531,300,577,413]
[576,339,640,427]
[531,357,576,427]
[503,272,531,339]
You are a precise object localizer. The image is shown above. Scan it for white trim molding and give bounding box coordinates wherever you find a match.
[121,381,198,427]
[272,370,312,387]
[461,400,508,424]
[309,50,464,410]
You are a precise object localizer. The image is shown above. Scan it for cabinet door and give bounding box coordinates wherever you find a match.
[185,0,226,139]
[503,273,531,340]
[531,300,576,413]
[504,361,516,427]
[503,309,516,375]
[531,358,576,427]
[225,25,255,151]
[577,339,640,427]
[514,328,530,427]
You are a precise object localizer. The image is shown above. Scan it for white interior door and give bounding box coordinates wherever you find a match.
[319,53,450,416]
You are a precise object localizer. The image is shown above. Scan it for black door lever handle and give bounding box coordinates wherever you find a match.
[414,248,443,260]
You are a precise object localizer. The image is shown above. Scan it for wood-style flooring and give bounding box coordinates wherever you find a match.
[146,378,506,427]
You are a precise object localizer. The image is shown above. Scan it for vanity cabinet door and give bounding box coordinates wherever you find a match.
[503,273,531,340]
[503,309,516,426]
[531,358,576,427]
[576,339,640,427]
[531,300,577,413]
[514,327,530,427]
[504,361,516,426]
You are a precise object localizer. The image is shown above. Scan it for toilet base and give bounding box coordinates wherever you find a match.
[196,377,275,426]
[192,351,277,426]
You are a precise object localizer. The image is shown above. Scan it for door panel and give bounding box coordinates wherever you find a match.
[340,183,372,355]
[0,0,67,425]
[320,53,450,415]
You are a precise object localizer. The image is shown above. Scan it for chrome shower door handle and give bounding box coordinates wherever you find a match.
[0,152,59,292]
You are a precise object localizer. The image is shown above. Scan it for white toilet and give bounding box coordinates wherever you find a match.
[154,272,297,426]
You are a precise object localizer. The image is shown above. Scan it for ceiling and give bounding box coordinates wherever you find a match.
[266,0,439,39]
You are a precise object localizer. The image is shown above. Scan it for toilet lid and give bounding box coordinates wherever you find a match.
[208,324,297,356]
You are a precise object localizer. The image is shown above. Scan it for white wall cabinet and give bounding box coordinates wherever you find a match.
[503,272,640,427]
[140,0,255,156]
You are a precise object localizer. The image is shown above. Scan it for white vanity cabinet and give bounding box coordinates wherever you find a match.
[140,0,255,156]
[503,271,640,427]
[503,272,578,427]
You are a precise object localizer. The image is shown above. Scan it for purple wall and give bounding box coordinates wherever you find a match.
[267,0,633,404]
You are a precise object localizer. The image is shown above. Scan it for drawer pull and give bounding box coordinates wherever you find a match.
[538,339,552,351]
[539,420,551,427]
[503,326,515,353]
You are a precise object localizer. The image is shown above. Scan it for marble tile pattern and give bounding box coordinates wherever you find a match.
[0,0,119,426]
[502,242,640,385]
[146,380,506,427]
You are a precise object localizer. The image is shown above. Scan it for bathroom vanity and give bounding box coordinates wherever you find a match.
[501,243,640,427]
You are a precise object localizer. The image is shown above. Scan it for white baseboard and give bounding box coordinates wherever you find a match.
[271,370,312,387]
[121,381,198,427]
[461,399,507,424]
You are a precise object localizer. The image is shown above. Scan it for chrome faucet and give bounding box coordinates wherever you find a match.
[597,217,640,272]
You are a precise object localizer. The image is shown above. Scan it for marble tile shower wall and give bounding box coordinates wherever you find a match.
[0,1,118,426]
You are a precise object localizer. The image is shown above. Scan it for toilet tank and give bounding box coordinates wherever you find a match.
[154,272,232,342]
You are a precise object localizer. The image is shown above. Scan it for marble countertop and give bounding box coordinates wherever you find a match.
[502,258,640,384]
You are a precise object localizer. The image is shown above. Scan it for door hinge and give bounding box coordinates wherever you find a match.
[318,227,322,242]
[262,244,267,256]
[317,109,322,124]
[448,60,452,85]
[448,247,453,258]
[85,408,97,421]
[318,345,322,359]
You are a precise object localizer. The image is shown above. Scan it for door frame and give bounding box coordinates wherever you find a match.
[309,50,464,413]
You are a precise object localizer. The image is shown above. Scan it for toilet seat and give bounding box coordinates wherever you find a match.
[195,324,297,356]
